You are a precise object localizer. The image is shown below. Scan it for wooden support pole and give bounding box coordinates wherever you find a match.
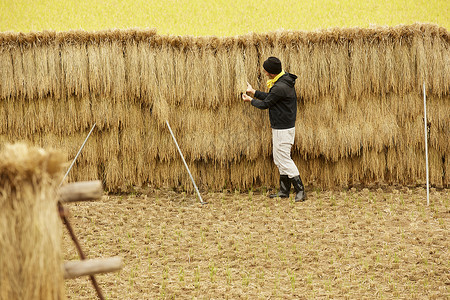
[59,180,103,203]
[58,205,70,218]
[423,82,430,206]
[58,202,105,300]
[63,257,123,279]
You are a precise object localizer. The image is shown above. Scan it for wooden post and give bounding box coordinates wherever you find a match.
[58,179,106,299]
[63,257,123,279]
[423,83,430,206]
[59,180,103,203]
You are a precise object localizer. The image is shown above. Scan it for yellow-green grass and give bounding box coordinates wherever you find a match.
[1,0,448,36]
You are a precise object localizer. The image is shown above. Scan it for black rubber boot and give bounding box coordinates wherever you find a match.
[291,175,307,202]
[269,175,291,198]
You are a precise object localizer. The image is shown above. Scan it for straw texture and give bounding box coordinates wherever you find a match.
[0,24,448,191]
[0,143,66,299]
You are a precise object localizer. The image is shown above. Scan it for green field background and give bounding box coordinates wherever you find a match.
[1,0,448,35]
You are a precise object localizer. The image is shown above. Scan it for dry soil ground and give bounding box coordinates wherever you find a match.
[63,187,449,299]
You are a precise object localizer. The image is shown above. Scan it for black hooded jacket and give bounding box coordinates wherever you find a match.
[251,72,298,129]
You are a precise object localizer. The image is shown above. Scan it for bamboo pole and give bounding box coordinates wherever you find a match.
[423,83,430,205]
[59,123,97,187]
[166,120,206,205]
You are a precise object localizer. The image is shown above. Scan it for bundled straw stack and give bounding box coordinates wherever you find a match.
[0,24,448,191]
[0,143,66,299]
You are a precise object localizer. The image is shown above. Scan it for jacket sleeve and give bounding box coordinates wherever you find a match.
[254,90,268,100]
[251,90,283,110]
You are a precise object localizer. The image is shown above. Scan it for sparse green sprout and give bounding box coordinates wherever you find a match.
[194,266,200,289]
[226,267,232,285]
[209,264,216,282]
[179,267,184,282]
[288,269,296,291]
[242,271,250,286]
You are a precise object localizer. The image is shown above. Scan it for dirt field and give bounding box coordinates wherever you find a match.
[62,187,449,299]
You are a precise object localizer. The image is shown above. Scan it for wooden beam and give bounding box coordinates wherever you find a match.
[59,180,103,203]
[63,257,123,279]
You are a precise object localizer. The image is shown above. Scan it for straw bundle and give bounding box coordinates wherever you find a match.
[184,40,207,108]
[445,153,450,185]
[349,35,369,100]
[87,38,127,100]
[153,36,177,106]
[394,38,415,95]
[240,35,260,91]
[0,45,15,99]
[22,99,40,138]
[69,160,98,183]
[212,39,235,107]
[287,40,310,102]
[204,44,222,109]
[429,147,444,186]
[137,41,158,105]
[36,97,55,134]
[5,99,24,138]
[10,46,26,100]
[124,40,141,100]
[0,101,6,134]
[104,155,122,190]
[60,42,89,98]
[0,143,66,300]
[428,96,450,133]
[46,40,62,100]
[32,46,50,99]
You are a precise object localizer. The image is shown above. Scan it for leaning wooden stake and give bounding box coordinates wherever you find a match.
[59,123,96,188]
[166,120,206,204]
[58,202,105,300]
[423,83,430,206]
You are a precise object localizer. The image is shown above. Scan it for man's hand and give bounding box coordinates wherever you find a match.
[242,93,252,102]
[246,82,256,97]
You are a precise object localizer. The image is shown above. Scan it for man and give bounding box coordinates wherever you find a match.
[242,56,306,202]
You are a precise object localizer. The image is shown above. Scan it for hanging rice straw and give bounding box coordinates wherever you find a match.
[0,25,448,191]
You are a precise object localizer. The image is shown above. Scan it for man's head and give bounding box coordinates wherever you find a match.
[263,57,282,78]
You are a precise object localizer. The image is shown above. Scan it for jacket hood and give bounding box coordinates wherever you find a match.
[278,72,297,88]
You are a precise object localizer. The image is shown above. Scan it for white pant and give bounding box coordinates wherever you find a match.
[272,128,300,178]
